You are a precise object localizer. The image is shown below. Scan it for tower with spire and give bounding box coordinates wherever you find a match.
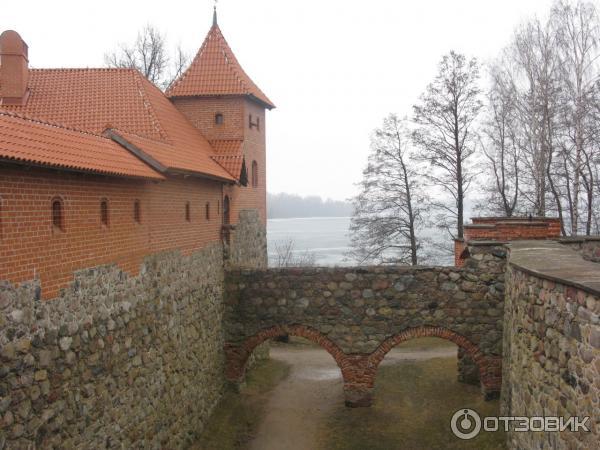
[167,8,274,257]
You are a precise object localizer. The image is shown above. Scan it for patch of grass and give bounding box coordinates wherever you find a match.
[319,356,505,450]
[191,358,290,449]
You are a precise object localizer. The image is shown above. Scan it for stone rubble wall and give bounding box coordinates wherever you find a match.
[502,263,599,449]
[560,237,600,263]
[0,244,226,449]
[226,210,268,270]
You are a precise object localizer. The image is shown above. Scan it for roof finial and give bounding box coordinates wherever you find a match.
[213,0,218,26]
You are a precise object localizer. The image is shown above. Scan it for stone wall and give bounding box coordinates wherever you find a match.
[502,241,599,449]
[224,243,507,405]
[0,245,226,449]
[560,236,600,263]
[226,210,268,270]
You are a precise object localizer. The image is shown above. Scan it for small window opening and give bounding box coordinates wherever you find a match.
[185,202,191,222]
[134,200,141,223]
[205,202,211,221]
[52,197,64,231]
[215,113,224,125]
[251,160,259,188]
[217,200,220,216]
[249,114,260,131]
[100,199,109,227]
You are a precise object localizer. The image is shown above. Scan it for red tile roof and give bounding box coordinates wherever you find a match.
[210,139,244,179]
[2,68,234,181]
[0,111,164,180]
[166,24,275,109]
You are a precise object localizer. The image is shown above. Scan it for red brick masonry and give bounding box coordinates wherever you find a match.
[225,325,502,407]
[455,217,561,267]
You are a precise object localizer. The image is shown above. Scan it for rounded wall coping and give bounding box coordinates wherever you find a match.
[508,240,600,296]
[227,265,465,276]
[559,236,600,243]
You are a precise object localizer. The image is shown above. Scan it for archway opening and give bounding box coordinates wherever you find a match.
[316,331,504,449]
[224,326,347,448]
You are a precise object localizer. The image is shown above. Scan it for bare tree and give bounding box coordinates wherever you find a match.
[273,239,317,267]
[479,64,522,216]
[105,24,189,90]
[552,0,600,235]
[412,51,482,239]
[348,115,428,265]
[500,16,564,231]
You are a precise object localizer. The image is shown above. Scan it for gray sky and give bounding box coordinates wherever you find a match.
[4,0,555,200]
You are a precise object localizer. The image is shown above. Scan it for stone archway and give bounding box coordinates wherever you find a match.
[367,326,501,400]
[224,324,349,385]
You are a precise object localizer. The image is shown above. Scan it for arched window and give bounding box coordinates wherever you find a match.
[100,199,109,226]
[251,160,259,188]
[215,113,224,125]
[51,197,64,231]
[134,200,141,224]
[205,202,210,221]
[185,202,191,222]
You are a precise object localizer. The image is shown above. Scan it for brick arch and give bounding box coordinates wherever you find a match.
[225,324,348,382]
[367,326,486,380]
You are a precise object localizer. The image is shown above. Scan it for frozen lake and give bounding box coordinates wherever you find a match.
[267,217,352,266]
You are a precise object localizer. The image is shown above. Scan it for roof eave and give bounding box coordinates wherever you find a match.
[167,92,275,109]
[0,158,165,181]
[166,167,235,184]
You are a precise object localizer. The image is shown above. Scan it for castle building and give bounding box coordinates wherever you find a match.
[0,12,274,300]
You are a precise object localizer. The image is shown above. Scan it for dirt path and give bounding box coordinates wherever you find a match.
[248,344,456,450]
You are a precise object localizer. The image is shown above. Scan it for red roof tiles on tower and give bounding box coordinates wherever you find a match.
[166,23,275,109]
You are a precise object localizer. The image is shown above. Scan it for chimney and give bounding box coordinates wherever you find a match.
[0,30,29,105]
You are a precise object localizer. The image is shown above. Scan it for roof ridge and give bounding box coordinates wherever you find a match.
[29,67,139,73]
[131,71,171,143]
[0,109,108,139]
[214,27,252,95]
[165,26,213,96]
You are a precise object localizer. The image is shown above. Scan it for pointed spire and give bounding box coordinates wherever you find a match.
[165,15,275,109]
[213,5,218,27]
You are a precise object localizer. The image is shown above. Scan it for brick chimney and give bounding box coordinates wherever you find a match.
[0,30,29,106]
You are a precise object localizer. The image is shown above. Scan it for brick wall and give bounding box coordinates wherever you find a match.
[171,96,267,226]
[171,97,245,141]
[0,164,224,299]
[455,217,562,267]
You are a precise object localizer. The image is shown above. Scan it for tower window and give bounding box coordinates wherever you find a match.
[100,199,109,227]
[251,160,259,188]
[185,202,191,222]
[215,113,224,125]
[51,197,64,231]
[205,202,211,220]
[134,200,141,223]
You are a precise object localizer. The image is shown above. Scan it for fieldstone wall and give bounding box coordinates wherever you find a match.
[0,245,226,449]
[560,236,600,263]
[224,243,507,405]
[226,210,268,270]
[502,241,599,449]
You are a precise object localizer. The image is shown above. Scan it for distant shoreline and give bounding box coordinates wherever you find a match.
[268,216,351,221]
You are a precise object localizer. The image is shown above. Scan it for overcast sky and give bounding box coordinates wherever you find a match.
[4,0,555,200]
